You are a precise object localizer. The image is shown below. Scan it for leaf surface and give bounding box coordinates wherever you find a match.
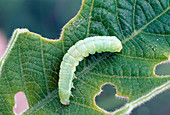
[0,0,170,114]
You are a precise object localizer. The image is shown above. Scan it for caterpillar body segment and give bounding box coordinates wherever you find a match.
[59,36,122,105]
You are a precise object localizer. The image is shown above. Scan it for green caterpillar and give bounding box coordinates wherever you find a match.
[58,36,122,105]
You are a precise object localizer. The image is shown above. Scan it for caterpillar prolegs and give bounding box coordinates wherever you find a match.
[58,36,122,105]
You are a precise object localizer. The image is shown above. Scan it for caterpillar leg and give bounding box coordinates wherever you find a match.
[72,74,76,89]
[71,82,75,89]
[73,73,77,79]
[71,93,74,97]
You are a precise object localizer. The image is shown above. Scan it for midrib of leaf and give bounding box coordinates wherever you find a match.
[122,6,170,44]
[23,2,170,114]
[24,89,58,115]
[76,53,112,77]
[71,100,105,113]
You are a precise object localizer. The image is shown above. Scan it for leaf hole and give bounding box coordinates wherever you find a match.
[154,57,170,77]
[95,83,128,112]
[13,91,29,115]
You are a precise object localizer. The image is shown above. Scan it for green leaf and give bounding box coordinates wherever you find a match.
[0,0,170,115]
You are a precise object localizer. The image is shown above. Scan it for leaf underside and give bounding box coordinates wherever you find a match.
[0,0,170,115]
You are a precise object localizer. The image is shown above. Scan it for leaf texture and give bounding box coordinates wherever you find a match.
[0,0,170,114]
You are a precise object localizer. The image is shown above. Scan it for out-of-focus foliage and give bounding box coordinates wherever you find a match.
[0,0,81,39]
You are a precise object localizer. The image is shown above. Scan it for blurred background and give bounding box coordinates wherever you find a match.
[0,0,169,115]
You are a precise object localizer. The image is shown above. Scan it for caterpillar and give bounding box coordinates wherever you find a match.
[58,36,122,105]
